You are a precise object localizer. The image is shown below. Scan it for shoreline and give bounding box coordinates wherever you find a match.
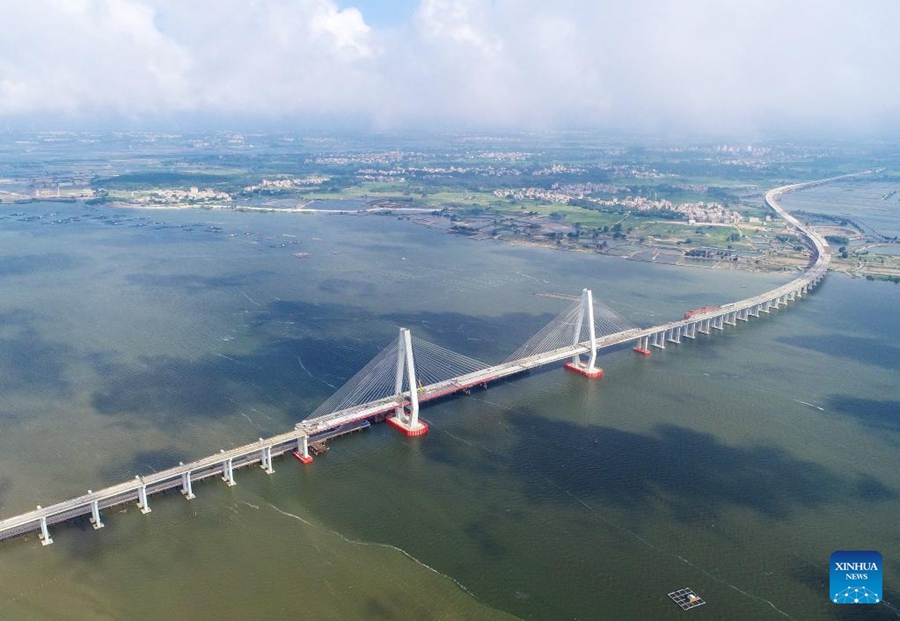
[5,194,895,279]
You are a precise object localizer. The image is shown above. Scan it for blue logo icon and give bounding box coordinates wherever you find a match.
[830,551,882,604]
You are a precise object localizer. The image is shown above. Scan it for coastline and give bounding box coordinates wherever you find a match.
[8,185,895,278]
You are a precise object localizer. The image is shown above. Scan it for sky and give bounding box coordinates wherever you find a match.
[1,0,899,135]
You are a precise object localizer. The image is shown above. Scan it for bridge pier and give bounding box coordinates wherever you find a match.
[136,478,151,514]
[667,326,681,344]
[38,512,52,546]
[683,323,696,339]
[387,328,429,435]
[293,434,314,463]
[760,301,771,313]
[712,316,724,330]
[180,465,195,500]
[724,312,736,326]
[698,319,710,334]
[89,495,103,530]
[749,305,759,318]
[222,456,236,487]
[259,442,274,474]
[564,289,603,378]
[651,331,665,349]
[633,335,651,356]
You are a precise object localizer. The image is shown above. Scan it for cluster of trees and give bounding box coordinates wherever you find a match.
[448,224,478,236]
[684,248,737,260]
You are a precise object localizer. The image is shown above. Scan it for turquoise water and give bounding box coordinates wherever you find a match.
[0,201,898,620]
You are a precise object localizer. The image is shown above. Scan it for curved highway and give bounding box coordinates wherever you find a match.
[624,173,872,351]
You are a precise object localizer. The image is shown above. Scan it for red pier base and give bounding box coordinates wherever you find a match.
[563,362,604,379]
[386,416,429,437]
[633,347,652,356]
[291,450,314,464]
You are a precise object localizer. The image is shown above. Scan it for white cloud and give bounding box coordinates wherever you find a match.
[0,0,191,116]
[416,0,501,56]
[310,4,374,59]
[0,0,898,133]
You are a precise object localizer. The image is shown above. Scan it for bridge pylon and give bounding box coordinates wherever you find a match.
[386,328,429,436]
[564,288,603,379]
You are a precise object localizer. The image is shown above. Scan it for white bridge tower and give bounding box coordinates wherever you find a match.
[386,328,429,436]
[563,288,603,379]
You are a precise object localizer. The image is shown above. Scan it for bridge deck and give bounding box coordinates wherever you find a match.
[0,174,860,546]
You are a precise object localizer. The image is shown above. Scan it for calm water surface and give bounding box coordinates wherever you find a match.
[0,200,898,620]
[780,180,900,238]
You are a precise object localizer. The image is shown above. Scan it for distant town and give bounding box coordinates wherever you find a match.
[1,131,897,281]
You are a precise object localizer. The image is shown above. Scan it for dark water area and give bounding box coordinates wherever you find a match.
[0,200,898,620]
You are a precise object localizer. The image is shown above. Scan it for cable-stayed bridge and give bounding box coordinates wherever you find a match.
[300,288,638,439]
[0,176,848,547]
